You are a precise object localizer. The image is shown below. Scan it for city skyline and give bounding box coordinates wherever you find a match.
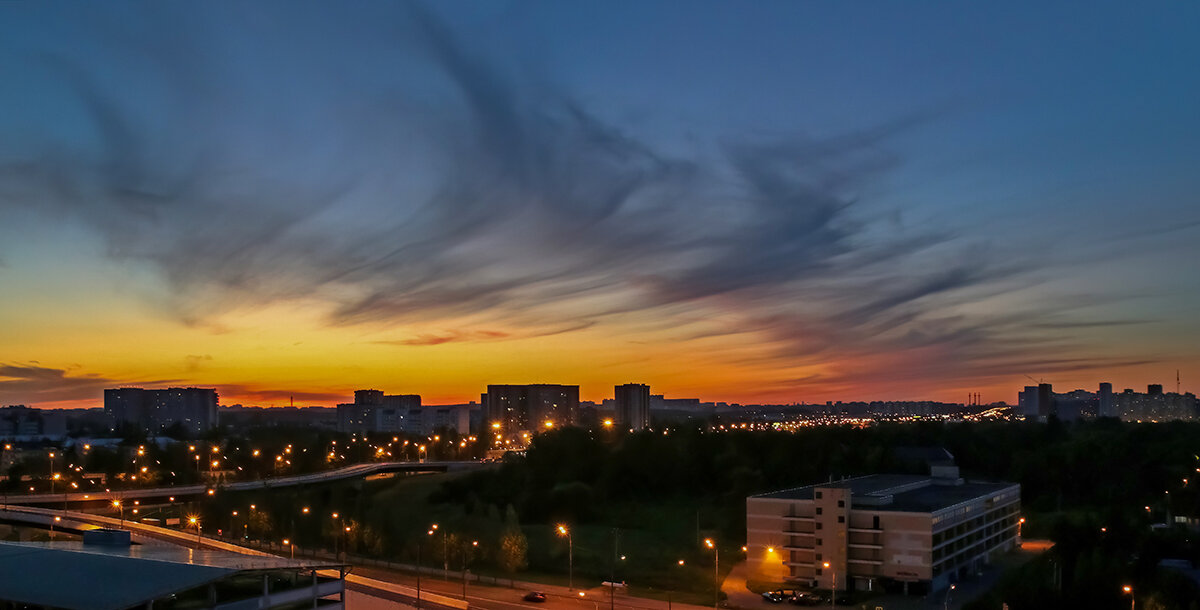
[3,2,1200,409]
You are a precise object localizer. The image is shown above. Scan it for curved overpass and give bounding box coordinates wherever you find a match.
[3,460,485,508]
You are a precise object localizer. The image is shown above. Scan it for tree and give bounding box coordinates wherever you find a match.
[498,528,528,573]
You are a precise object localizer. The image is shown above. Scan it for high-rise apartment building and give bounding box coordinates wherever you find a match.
[614,383,650,431]
[484,384,579,436]
[1098,382,1114,417]
[104,388,218,434]
[336,390,420,434]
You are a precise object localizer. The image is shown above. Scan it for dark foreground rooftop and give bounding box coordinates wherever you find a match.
[0,541,344,610]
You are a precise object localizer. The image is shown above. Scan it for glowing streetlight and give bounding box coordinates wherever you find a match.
[1123,586,1134,610]
[559,524,574,591]
[705,538,719,610]
[822,561,835,610]
[943,583,956,610]
[189,516,201,548]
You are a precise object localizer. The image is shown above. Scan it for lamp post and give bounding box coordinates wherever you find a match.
[558,524,574,591]
[189,516,201,549]
[432,523,448,580]
[418,526,434,610]
[705,538,719,610]
[822,562,834,609]
[48,451,56,494]
[113,499,124,526]
[943,583,955,610]
[462,540,478,600]
[669,559,684,610]
[1123,585,1134,610]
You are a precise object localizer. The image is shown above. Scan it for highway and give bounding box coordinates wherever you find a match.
[3,460,484,507]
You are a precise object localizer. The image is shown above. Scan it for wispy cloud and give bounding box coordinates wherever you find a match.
[0,364,175,406]
[375,329,510,347]
[0,3,1135,397]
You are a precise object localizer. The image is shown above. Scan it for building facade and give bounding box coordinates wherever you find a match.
[336,390,421,434]
[485,384,579,437]
[746,473,1020,594]
[103,387,218,434]
[614,383,651,431]
[1019,382,1196,422]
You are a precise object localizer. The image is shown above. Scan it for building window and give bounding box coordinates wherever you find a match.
[815,568,822,575]
[816,522,823,530]
[816,538,823,545]
[837,516,845,523]
[837,500,845,508]
[816,491,823,499]
[816,553,822,561]
[816,507,823,515]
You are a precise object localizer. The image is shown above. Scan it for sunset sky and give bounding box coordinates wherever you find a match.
[2,2,1199,409]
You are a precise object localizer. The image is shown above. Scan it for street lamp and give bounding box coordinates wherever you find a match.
[113,500,124,526]
[943,584,955,610]
[417,526,434,610]
[669,560,685,610]
[705,538,719,610]
[558,524,574,591]
[1123,585,1134,610]
[432,523,448,580]
[822,561,834,609]
[462,540,478,600]
[189,516,201,549]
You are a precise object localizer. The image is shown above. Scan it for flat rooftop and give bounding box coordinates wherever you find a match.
[0,541,343,610]
[751,474,1017,513]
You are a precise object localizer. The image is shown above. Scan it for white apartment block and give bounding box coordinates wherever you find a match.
[747,473,1020,594]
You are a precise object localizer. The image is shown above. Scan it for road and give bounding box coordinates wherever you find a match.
[2,460,483,507]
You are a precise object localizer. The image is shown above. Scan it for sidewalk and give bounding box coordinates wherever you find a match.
[720,561,763,609]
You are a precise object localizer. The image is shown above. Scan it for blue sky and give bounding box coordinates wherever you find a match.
[1,1,1198,407]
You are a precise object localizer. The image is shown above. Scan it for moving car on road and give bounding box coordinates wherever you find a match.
[524,592,547,603]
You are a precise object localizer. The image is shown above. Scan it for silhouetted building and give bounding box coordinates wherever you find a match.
[1017,382,1196,422]
[614,383,650,431]
[1099,382,1115,417]
[103,388,218,434]
[0,406,67,440]
[336,390,420,434]
[484,384,579,436]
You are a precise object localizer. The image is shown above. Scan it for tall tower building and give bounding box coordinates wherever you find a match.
[1098,382,1114,417]
[614,383,650,431]
[1037,383,1054,418]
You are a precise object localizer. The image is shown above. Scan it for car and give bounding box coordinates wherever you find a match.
[523,592,547,603]
[787,593,821,606]
[762,591,785,603]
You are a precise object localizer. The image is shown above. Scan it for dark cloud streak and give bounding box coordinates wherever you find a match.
[0,3,1101,393]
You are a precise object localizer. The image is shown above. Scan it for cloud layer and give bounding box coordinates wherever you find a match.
[0,3,1165,401]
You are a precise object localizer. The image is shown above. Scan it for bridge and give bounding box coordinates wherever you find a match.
[2,460,485,508]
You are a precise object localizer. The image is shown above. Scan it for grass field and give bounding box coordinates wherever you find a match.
[209,471,741,601]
